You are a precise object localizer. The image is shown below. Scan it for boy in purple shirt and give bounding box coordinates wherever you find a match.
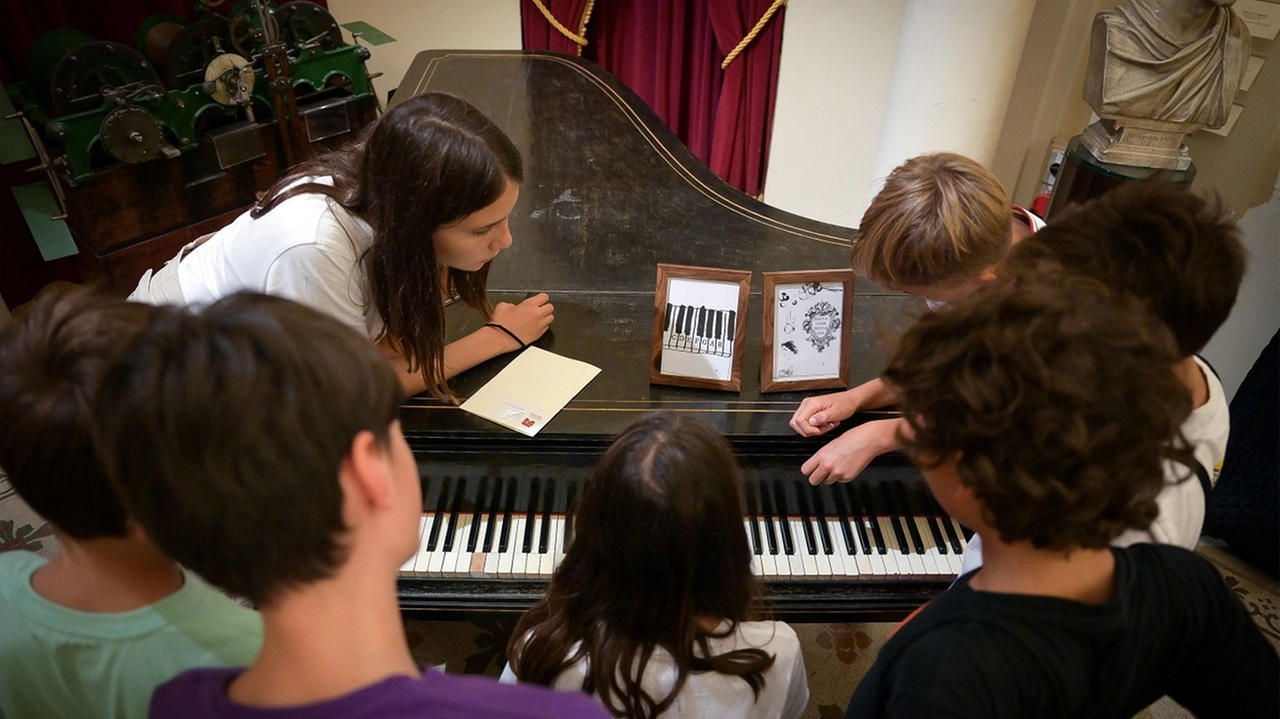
[93,293,607,719]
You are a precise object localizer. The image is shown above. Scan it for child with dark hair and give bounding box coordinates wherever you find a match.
[502,412,808,719]
[845,275,1277,718]
[131,92,553,399]
[951,179,1248,572]
[93,292,606,719]
[791,152,1043,485]
[0,286,262,719]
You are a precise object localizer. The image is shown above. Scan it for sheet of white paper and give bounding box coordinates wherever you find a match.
[1236,0,1280,40]
[460,346,601,436]
[1203,103,1245,137]
[1242,55,1265,92]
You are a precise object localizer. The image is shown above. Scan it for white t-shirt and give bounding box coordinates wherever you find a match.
[500,620,808,719]
[959,356,1230,573]
[133,178,383,339]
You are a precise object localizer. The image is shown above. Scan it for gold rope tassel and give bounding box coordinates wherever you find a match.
[721,0,788,70]
[530,0,597,56]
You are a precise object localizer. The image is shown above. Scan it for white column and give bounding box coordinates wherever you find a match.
[870,0,1038,198]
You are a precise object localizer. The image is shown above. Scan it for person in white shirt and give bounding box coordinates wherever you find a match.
[130,92,553,399]
[501,413,809,719]
[958,179,1245,573]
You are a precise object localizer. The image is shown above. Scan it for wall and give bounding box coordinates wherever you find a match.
[763,0,905,228]
[326,0,523,103]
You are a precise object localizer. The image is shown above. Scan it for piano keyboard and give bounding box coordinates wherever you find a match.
[662,302,736,357]
[399,468,968,582]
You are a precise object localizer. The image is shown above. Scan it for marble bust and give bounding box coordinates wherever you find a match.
[1082,0,1251,169]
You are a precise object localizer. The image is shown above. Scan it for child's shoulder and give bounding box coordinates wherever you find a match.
[0,550,44,591]
[416,668,609,719]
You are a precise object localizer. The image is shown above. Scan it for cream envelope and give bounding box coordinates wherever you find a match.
[459,346,601,436]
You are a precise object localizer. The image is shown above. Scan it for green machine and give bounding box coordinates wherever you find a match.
[7,0,376,186]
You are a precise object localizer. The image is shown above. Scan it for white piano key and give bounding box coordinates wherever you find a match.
[913,517,947,576]
[826,519,860,577]
[877,517,906,578]
[401,516,428,575]
[789,518,820,578]
[503,514,524,579]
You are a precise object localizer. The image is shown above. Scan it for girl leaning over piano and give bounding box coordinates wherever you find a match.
[501,412,809,719]
[129,92,553,399]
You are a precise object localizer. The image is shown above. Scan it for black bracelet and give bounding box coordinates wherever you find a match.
[485,322,527,349]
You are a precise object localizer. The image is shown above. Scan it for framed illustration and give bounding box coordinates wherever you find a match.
[650,263,752,392]
[760,270,854,393]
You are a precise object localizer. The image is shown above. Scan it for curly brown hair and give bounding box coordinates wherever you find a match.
[883,274,1196,551]
[1005,179,1244,357]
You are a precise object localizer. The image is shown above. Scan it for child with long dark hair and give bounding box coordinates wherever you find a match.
[501,413,809,719]
[130,92,552,398]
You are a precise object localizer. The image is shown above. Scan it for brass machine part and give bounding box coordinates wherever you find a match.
[203,53,256,114]
[99,105,178,164]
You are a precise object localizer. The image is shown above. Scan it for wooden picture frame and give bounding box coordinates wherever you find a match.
[650,263,752,392]
[760,269,855,393]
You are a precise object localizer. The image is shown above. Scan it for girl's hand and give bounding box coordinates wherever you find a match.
[490,293,554,349]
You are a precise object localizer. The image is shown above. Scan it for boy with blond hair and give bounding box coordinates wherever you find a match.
[792,152,1042,484]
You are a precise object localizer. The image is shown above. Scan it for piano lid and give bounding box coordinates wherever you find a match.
[392,51,918,444]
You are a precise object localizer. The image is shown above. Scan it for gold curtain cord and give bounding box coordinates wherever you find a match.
[531,0,597,56]
[721,0,788,70]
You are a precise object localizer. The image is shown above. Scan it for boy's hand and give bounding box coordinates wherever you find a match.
[801,418,904,485]
[490,293,554,349]
[790,390,859,437]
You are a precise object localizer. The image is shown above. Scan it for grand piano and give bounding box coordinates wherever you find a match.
[392,51,961,622]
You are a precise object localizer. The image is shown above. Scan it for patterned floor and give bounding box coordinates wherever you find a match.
[3,470,1275,718]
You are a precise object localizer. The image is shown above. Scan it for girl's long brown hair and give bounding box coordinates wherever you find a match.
[253,92,523,399]
[507,413,774,718]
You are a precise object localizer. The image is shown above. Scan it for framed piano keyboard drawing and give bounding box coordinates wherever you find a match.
[651,263,752,392]
[761,270,855,393]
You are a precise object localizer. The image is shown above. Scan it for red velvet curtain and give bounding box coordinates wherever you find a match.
[521,0,784,197]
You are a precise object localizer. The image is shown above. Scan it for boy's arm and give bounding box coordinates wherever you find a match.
[790,376,900,437]
[802,416,908,485]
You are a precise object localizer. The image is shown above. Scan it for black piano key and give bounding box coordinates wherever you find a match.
[827,484,857,555]
[663,302,673,334]
[683,304,694,349]
[522,477,541,554]
[442,477,466,552]
[564,481,578,551]
[771,480,794,556]
[811,485,833,556]
[892,480,926,554]
[911,482,948,555]
[696,307,705,351]
[936,496,966,553]
[745,479,763,555]
[538,479,554,554]
[727,309,737,343]
[759,479,779,556]
[497,476,517,553]
[857,482,887,554]
[481,476,501,552]
[844,483,872,555]
[426,476,452,551]
[466,477,489,553]
[792,482,818,556]
[713,310,724,356]
[879,482,911,554]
